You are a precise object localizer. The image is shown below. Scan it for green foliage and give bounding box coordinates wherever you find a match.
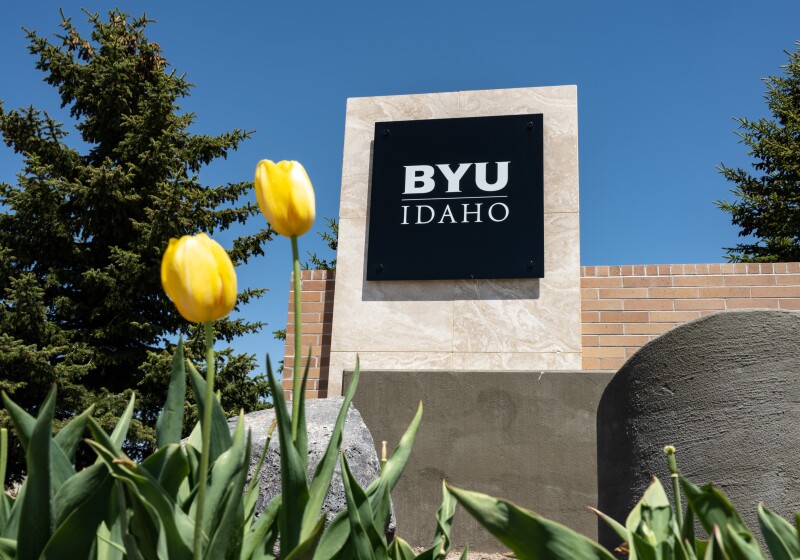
[451,447,800,560]
[305,217,338,270]
[0,9,272,478]
[717,41,800,262]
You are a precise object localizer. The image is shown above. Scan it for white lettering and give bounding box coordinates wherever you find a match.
[488,202,510,222]
[438,204,457,224]
[462,203,483,223]
[416,205,435,224]
[475,161,510,192]
[435,163,471,193]
[403,165,435,194]
[401,205,410,225]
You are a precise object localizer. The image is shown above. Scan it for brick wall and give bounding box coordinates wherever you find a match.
[581,263,800,370]
[283,264,800,398]
[282,269,335,400]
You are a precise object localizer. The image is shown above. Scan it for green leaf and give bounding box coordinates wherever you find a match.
[588,506,629,546]
[340,454,378,560]
[110,393,137,450]
[156,338,187,448]
[17,385,56,560]
[388,537,415,560]
[241,494,281,560]
[295,352,312,473]
[314,401,424,560]
[187,360,232,464]
[53,405,94,464]
[758,503,799,560]
[41,466,113,559]
[284,515,327,560]
[415,481,458,560]
[448,485,616,560]
[141,444,190,499]
[205,415,251,559]
[265,356,309,555]
[302,360,360,539]
[0,537,16,558]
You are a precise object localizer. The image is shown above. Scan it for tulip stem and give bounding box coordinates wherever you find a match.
[291,235,302,442]
[193,321,216,559]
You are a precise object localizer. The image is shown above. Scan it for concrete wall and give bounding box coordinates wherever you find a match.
[343,369,613,551]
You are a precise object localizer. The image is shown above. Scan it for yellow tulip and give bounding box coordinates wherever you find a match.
[161,233,237,323]
[254,160,316,237]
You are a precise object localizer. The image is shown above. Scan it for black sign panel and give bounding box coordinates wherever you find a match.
[366,113,544,281]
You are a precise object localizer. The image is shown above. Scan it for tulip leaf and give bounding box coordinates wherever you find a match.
[448,485,616,560]
[53,404,95,464]
[110,392,137,450]
[758,503,797,560]
[42,465,113,559]
[266,356,310,556]
[415,481,458,560]
[284,515,327,560]
[340,454,379,560]
[295,350,312,471]
[141,444,189,499]
[187,360,232,464]
[0,537,16,557]
[314,400,423,560]
[242,494,281,560]
[202,413,249,556]
[156,338,186,448]
[17,385,56,560]
[589,506,629,546]
[302,359,360,539]
[387,537,415,560]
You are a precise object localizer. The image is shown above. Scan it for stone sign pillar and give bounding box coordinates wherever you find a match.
[329,86,580,396]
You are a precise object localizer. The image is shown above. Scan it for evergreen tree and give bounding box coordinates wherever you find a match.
[717,41,800,262]
[0,9,272,478]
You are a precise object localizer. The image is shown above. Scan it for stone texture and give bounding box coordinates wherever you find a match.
[329,86,581,395]
[346,369,613,552]
[597,310,800,549]
[235,397,394,535]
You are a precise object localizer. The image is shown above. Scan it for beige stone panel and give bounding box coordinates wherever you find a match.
[328,351,456,396]
[338,172,371,219]
[458,86,578,214]
[450,351,582,371]
[340,93,460,179]
[542,212,581,277]
[330,218,454,354]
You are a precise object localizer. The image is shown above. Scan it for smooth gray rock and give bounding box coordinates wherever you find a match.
[597,310,800,549]
[230,397,395,537]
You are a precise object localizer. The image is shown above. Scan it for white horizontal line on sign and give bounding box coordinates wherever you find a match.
[400,195,509,202]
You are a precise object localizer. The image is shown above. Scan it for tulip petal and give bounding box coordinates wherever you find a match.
[255,159,315,237]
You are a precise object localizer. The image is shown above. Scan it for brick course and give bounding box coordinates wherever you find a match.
[282,264,800,398]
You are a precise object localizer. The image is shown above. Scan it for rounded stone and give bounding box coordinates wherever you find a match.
[597,310,800,548]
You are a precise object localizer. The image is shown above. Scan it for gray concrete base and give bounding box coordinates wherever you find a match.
[344,369,613,552]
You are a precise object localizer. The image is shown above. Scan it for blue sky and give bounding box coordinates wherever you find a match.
[2,1,799,369]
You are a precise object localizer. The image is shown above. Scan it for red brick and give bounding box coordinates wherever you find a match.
[672,275,724,287]
[599,288,649,299]
[778,299,800,310]
[674,299,726,311]
[622,276,672,287]
[582,312,600,323]
[751,286,800,298]
[598,335,651,347]
[596,266,609,277]
[598,311,649,323]
[582,266,596,276]
[582,299,624,311]
[708,264,722,274]
[725,298,779,309]
[720,263,735,274]
[648,287,700,299]
[789,263,800,273]
[582,323,625,335]
[645,265,658,275]
[624,323,675,335]
[724,275,776,286]
[582,356,625,370]
[582,276,624,288]
[581,288,599,300]
[620,265,634,276]
[608,266,620,276]
[633,265,647,276]
[583,346,626,358]
[759,263,774,274]
[699,287,751,298]
[301,291,323,302]
[776,274,800,285]
[582,335,599,347]
[623,299,673,311]
[650,311,701,323]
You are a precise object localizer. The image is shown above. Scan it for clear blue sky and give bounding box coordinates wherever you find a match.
[2,1,798,369]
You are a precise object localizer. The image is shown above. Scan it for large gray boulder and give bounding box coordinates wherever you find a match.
[230,397,395,536]
[597,310,800,549]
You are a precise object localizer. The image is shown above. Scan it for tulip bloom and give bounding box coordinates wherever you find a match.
[254,160,316,237]
[161,233,237,323]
